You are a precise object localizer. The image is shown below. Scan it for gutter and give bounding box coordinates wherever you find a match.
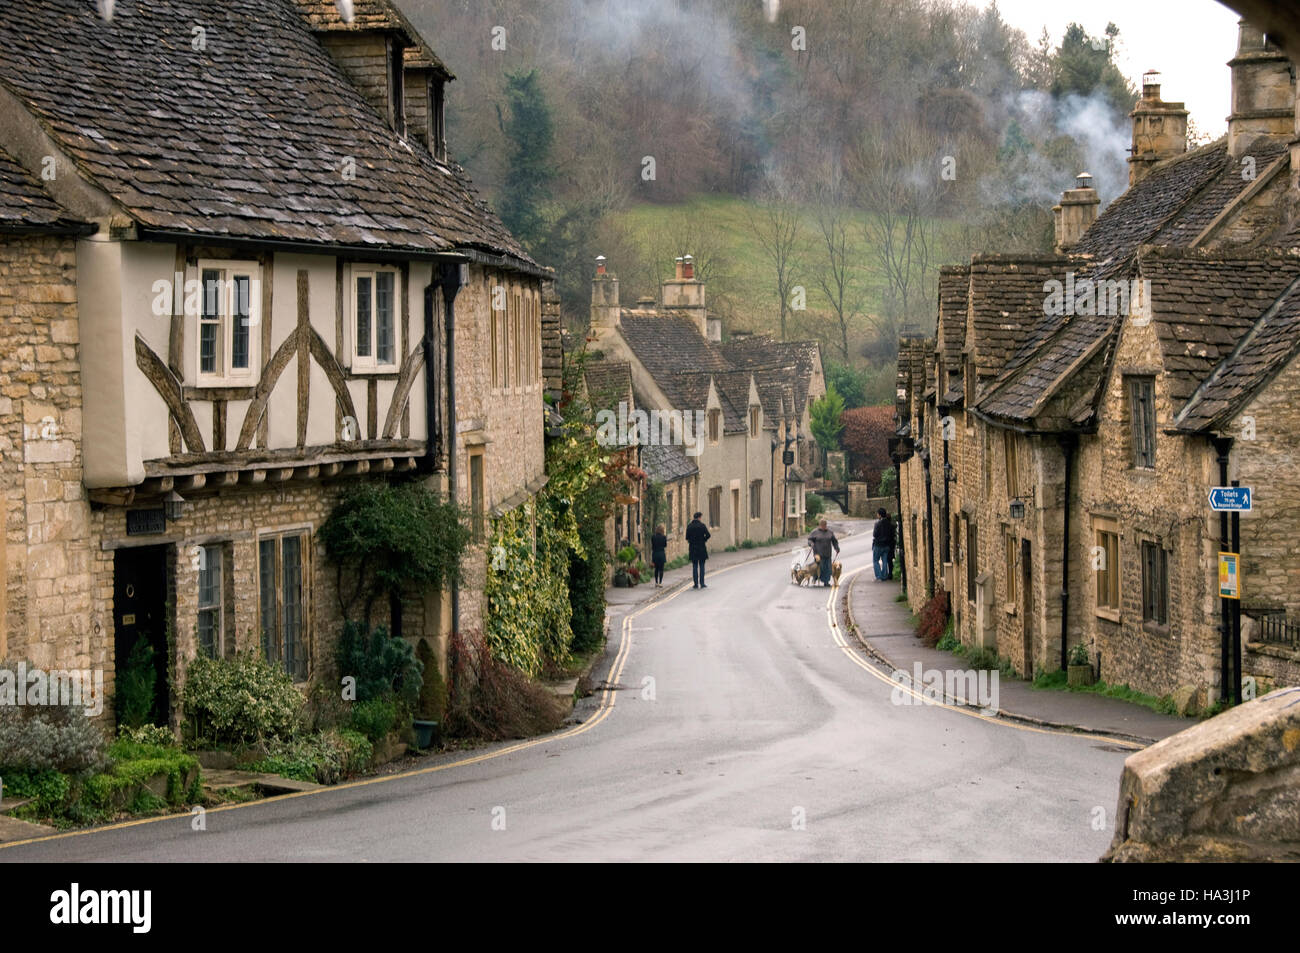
[0,220,97,238]
[438,261,467,641]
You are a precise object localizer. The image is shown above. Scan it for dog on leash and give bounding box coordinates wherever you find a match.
[792,561,819,586]
[831,560,843,587]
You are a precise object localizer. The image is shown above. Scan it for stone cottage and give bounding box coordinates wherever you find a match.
[0,0,546,722]
[587,257,824,546]
[896,21,1300,709]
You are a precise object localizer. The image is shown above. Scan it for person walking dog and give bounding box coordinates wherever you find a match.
[686,512,711,588]
[807,519,840,587]
[872,507,896,581]
[651,524,668,587]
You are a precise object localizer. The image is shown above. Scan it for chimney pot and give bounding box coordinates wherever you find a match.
[595,255,607,276]
[683,254,695,280]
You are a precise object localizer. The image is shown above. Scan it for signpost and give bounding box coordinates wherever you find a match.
[1209,486,1252,511]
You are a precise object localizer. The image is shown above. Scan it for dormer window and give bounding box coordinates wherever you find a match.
[389,40,407,137]
[431,78,447,160]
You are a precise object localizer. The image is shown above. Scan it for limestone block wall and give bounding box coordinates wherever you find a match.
[0,235,98,677]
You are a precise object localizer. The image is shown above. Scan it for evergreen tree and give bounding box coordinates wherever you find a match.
[498,69,555,251]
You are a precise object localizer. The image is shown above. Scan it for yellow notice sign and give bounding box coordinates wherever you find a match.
[1219,552,1240,600]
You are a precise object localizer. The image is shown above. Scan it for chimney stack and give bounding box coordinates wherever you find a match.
[1228,20,1295,158]
[662,253,708,338]
[1128,70,1188,186]
[1053,172,1100,253]
[590,255,620,336]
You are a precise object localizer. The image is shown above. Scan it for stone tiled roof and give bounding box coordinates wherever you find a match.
[1175,273,1300,432]
[721,335,822,417]
[1069,141,1229,275]
[937,265,969,374]
[966,257,1065,380]
[712,369,755,433]
[641,442,699,483]
[1140,250,1300,409]
[619,313,730,381]
[0,0,526,260]
[1149,140,1288,247]
[583,361,632,416]
[0,147,89,233]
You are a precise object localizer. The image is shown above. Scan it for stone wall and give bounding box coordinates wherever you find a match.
[0,235,98,679]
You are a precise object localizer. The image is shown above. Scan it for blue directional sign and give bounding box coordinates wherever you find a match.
[1208,486,1252,512]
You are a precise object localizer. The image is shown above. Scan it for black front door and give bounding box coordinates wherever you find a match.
[113,545,170,726]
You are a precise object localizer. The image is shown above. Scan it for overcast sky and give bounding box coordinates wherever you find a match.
[992,0,1242,137]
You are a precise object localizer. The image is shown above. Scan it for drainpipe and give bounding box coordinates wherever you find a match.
[770,437,777,540]
[939,403,951,566]
[438,261,466,638]
[1058,433,1076,672]
[893,449,907,597]
[1231,478,1243,705]
[921,448,935,597]
[1213,436,1233,703]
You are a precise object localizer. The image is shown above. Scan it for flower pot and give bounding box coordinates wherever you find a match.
[412,719,439,749]
[1067,663,1095,687]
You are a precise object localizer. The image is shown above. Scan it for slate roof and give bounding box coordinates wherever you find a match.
[0,147,90,234]
[583,361,632,416]
[936,265,969,374]
[712,369,756,434]
[641,442,699,483]
[721,336,822,418]
[965,257,1066,381]
[1176,272,1300,432]
[0,0,529,262]
[618,313,730,381]
[1140,250,1300,409]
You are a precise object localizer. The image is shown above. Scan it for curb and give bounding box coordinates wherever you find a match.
[840,577,1159,747]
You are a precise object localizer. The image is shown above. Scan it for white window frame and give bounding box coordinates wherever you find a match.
[195,259,261,386]
[349,264,401,372]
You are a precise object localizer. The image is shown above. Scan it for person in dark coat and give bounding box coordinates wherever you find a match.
[651,524,668,587]
[807,519,839,586]
[872,507,896,581]
[685,512,710,588]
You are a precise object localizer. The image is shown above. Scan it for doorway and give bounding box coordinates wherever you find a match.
[731,488,741,545]
[1020,538,1034,677]
[113,545,171,726]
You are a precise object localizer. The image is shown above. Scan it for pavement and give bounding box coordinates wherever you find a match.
[843,561,1193,746]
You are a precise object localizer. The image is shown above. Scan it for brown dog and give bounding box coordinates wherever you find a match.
[831,560,843,587]
[792,562,818,586]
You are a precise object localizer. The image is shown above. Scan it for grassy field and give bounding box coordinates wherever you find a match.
[618,195,966,361]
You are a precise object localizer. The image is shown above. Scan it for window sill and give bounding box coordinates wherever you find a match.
[347,365,400,378]
[1143,620,1170,636]
[1095,607,1121,624]
[193,376,259,390]
[1003,603,1017,616]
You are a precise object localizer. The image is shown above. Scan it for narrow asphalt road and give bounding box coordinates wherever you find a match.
[3,528,1129,862]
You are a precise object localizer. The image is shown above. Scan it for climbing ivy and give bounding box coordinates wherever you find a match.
[485,497,578,677]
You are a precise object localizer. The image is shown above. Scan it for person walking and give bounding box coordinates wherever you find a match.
[651,524,668,587]
[685,511,711,588]
[807,518,840,587]
[872,507,896,581]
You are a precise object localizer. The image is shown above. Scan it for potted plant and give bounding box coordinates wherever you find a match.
[1067,642,1095,687]
[412,638,446,750]
[614,545,639,587]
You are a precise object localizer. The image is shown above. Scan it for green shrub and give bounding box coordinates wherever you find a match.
[2,768,70,816]
[805,492,827,524]
[118,724,177,748]
[935,620,959,652]
[335,621,422,709]
[182,653,303,747]
[349,697,399,744]
[246,729,374,785]
[115,635,157,729]
[568,510,608,653]
[740,539,757,549]
[0,662,109,775]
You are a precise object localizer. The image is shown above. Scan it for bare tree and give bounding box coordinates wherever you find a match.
[849,120,946,338]
[812,188,869,361]
[747,183,807,340]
